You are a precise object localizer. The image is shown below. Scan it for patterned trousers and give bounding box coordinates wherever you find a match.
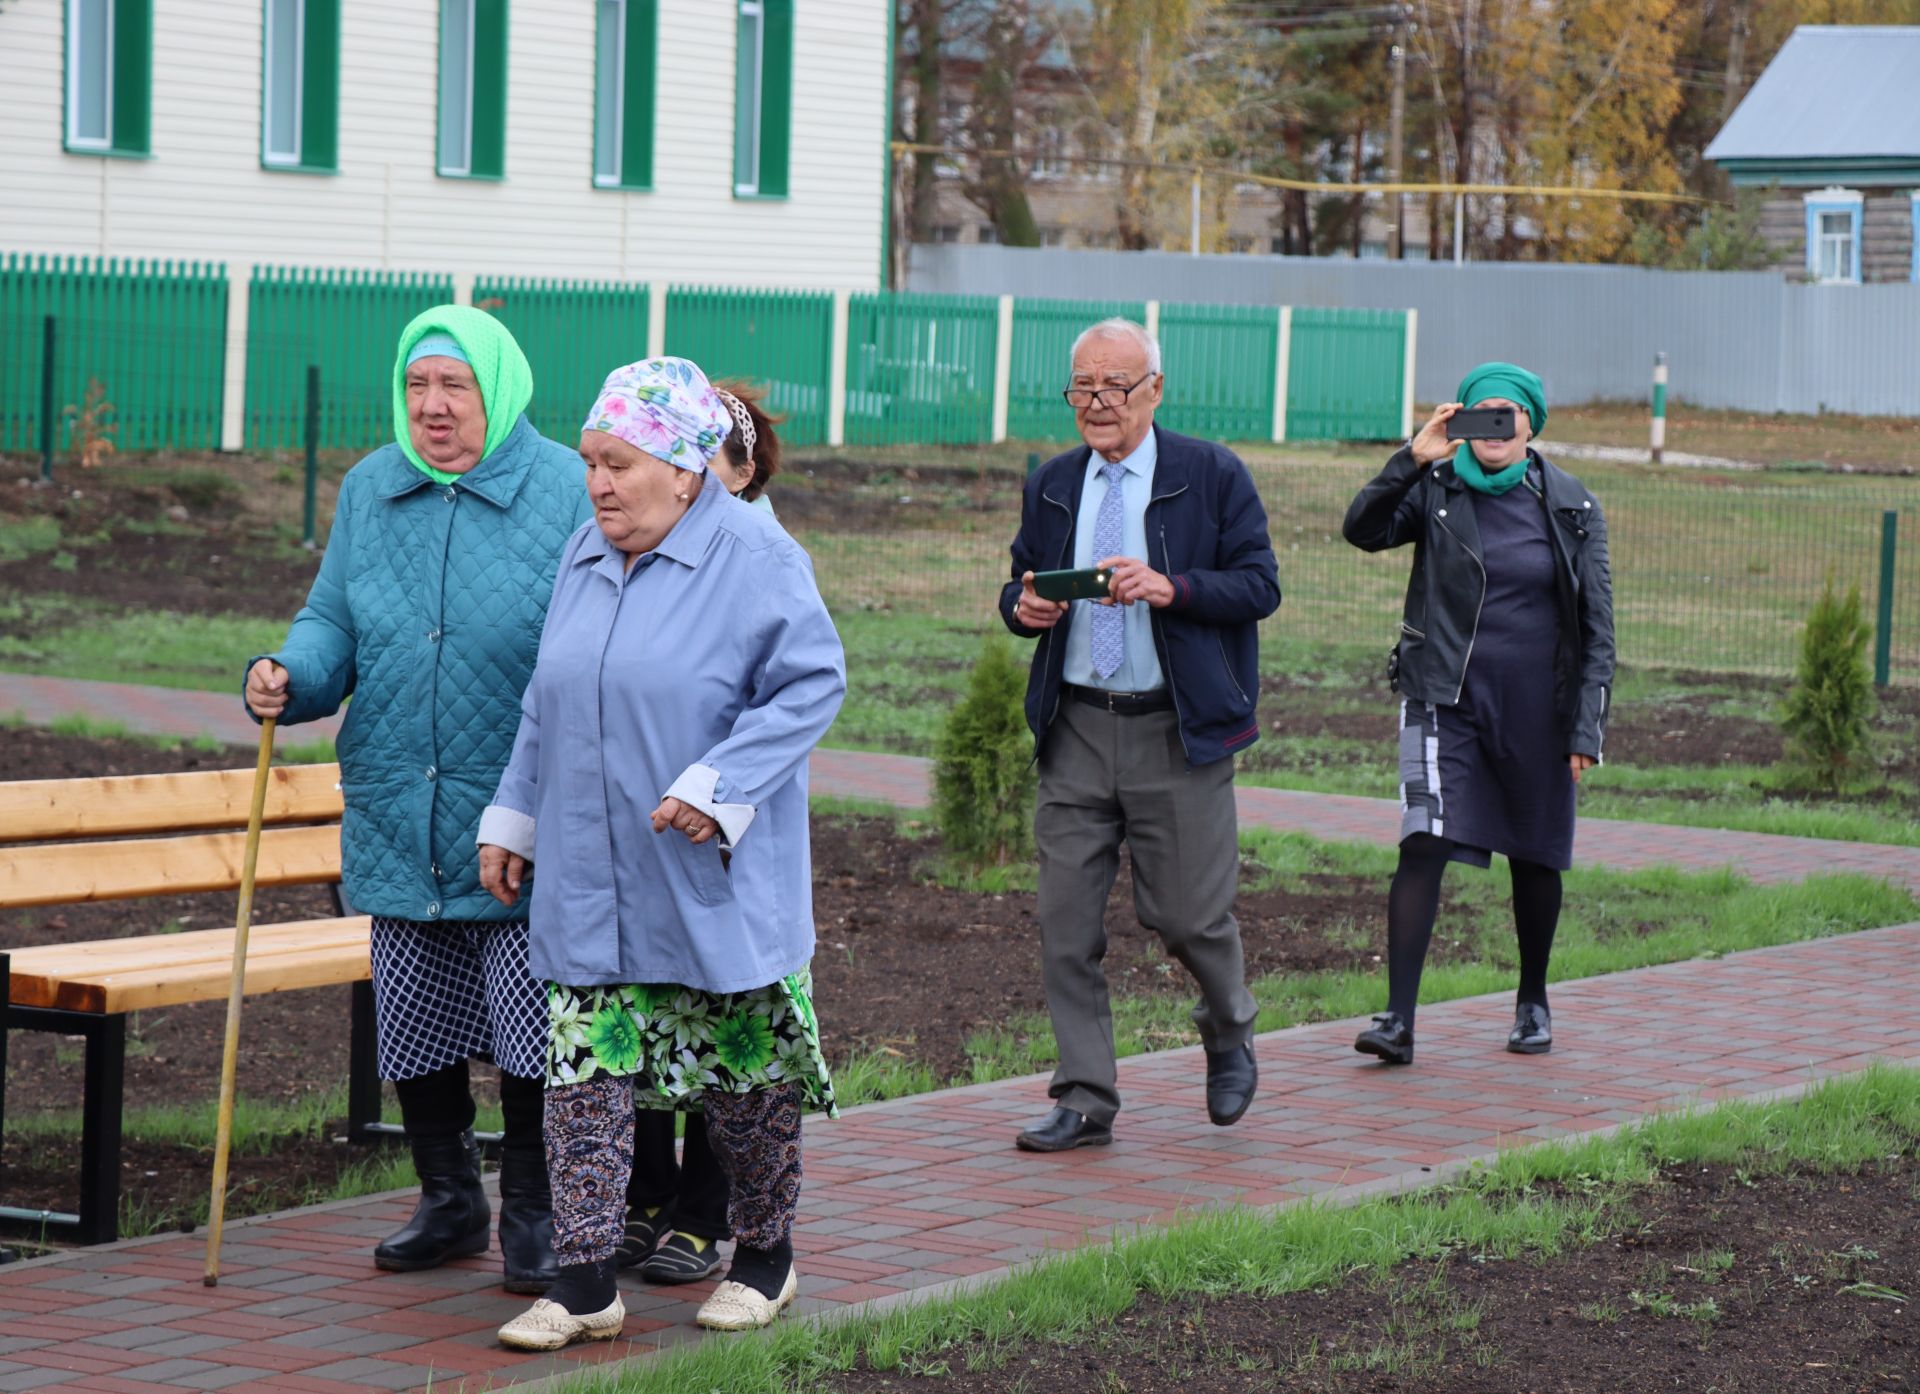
[546,1078,803,1264]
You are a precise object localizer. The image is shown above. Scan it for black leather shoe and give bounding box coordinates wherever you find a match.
[374,1129,491,1272]
[1507,1002,1552,1055]
[497,1142,558,1294]
[1354,1012,1414,1065]
[1205,1043,1258,1126]
[1015,1106,1113,1152]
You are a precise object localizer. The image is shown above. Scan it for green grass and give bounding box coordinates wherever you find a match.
[955,835,1917,1086]
[0,596,284,691]
[0,515,62,564]
[554,1064,1920,1394]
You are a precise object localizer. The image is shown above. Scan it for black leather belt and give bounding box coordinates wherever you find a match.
[1063,683,1173,715]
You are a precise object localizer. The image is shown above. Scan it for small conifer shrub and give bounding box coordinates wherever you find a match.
[1780,578,1876,793]
[933,636,1035,868]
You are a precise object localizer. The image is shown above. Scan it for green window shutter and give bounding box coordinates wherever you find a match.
[756,0,792,196]
[301,0,341,170]
[112,0,153,155]
[619,0,657,188]
[468,0,509,178]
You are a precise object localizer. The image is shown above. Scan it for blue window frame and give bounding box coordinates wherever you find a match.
[1803,189,1862,284]
[1911,192,1919,284]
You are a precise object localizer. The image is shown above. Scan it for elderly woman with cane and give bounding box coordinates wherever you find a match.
[478,357,845,1348]
[1342,362,1614,1066]
[244,305,587,1293]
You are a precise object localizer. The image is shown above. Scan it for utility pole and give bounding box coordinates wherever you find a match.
[1387,4,1409,259]
[1719,0,1751,122]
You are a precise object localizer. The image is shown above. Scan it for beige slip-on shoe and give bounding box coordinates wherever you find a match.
[497,1295,626,1351]
[695,1266,799,1331]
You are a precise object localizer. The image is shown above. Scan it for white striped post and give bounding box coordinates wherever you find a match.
[1143,300,1160,342]
[1270,306,1292,443]
[827,290,851,448]
[646,281,669,359]
[218,262,253,453]
[1400,308,1418,441]
[990,294,1015,443]
[1650,351,1668,465]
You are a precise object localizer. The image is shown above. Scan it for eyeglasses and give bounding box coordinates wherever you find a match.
[1062,374,1157,410]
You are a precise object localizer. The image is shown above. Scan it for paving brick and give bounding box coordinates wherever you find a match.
[295,1357,440,1391]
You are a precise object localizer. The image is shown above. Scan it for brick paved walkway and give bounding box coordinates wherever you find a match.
[5,673,1916,892]
[2,922,1918,1392]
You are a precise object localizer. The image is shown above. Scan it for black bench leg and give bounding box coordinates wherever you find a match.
[0,953,10,1182]
[348,981,400,1146]
[78,1014,124,1246]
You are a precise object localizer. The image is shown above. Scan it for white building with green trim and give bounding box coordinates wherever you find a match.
[0,0,890,288]
[1706,24,1920,285]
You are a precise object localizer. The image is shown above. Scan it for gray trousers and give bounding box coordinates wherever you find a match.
[1035,700,1257,1125]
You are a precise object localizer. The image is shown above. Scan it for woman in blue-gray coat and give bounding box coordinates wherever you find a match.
[477,357,846,1350]
[244,306,588,1294]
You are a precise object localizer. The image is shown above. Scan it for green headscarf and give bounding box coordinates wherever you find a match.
[1451,361,1546,497]
[392,304,535,484]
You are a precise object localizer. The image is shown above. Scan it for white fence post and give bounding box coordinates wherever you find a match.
[991,294,1015,444]
[1271,305,1292,444]
[218,262,252,453]
[647,281,669,359]
[1400,308,1418,440]
[1143,299,1160,341]
[452,272,476,307]
[827,289,851,448]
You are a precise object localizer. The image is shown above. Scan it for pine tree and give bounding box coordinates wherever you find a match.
[933,636,1036,869]
[1780,578,1876,793]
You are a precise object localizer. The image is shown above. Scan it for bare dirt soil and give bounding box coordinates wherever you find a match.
[826,1156,1919,1393]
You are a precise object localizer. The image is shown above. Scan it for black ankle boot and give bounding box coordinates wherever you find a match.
[374,1129,491,1272]
[498,1143,558,1294]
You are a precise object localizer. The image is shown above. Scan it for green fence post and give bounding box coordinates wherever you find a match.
[1874,509,1897,688]
[39,315,55,484]
[303,365,320,549]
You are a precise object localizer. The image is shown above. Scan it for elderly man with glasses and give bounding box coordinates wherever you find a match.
[998,317,1281,1152]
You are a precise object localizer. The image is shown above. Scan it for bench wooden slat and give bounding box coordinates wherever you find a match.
[0,825,343,908]
[6,916,370,1013]
[0,764,344,843]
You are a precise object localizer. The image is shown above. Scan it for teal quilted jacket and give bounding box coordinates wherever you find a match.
[254,416,589,923]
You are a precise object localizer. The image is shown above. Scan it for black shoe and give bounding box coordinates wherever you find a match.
[1507,1002,1552,1055]
[1354,1013,1414,1065]
[497,1143,558,1295]
[1015,1106,1113,1152]
[639,1230,725,1284]
[374,1129,491,1272]
[1205,1043,1258,1127]
[615,1204,669,1270]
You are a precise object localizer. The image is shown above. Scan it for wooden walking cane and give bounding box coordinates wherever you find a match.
[204,716,276,1286]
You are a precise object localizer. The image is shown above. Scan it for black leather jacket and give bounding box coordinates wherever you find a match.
[1342,446,1615,760]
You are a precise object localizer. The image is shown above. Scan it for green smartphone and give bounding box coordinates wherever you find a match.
[1031,566,1114,602]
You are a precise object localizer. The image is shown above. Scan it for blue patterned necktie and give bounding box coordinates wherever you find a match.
[1089,459,1127,681]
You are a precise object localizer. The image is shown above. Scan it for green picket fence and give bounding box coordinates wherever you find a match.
[1006,297,1148,441]
[245,267,453,451]
[474,277,650,440]
[844,292,998,445]
[1156,302,1278,442]
[0,254,228,453]
[665,287,834,447]
[1287,307,1407,441]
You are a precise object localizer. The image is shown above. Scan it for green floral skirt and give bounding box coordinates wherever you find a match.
[545,967,837,1117]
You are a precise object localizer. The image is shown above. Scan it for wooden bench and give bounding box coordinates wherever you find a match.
[0,762,396,1245]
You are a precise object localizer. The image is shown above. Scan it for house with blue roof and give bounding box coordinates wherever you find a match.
[1705,25,1920,283]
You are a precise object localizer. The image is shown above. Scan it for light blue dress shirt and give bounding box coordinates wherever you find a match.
[479,481,847,994]
[1063,430,1166,693]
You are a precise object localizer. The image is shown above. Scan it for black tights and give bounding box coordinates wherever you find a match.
[1384,833,1562,1025]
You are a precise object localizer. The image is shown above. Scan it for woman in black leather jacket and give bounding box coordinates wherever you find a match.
[1341,361,1614,1065]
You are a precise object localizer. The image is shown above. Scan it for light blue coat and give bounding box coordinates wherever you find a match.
[252,416,590,922]
[480,480,847,992]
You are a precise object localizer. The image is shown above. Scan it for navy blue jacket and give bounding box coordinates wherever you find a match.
[998,425,1281,768]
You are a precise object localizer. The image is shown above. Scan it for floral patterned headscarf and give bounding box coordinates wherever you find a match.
[582,357,733,473]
